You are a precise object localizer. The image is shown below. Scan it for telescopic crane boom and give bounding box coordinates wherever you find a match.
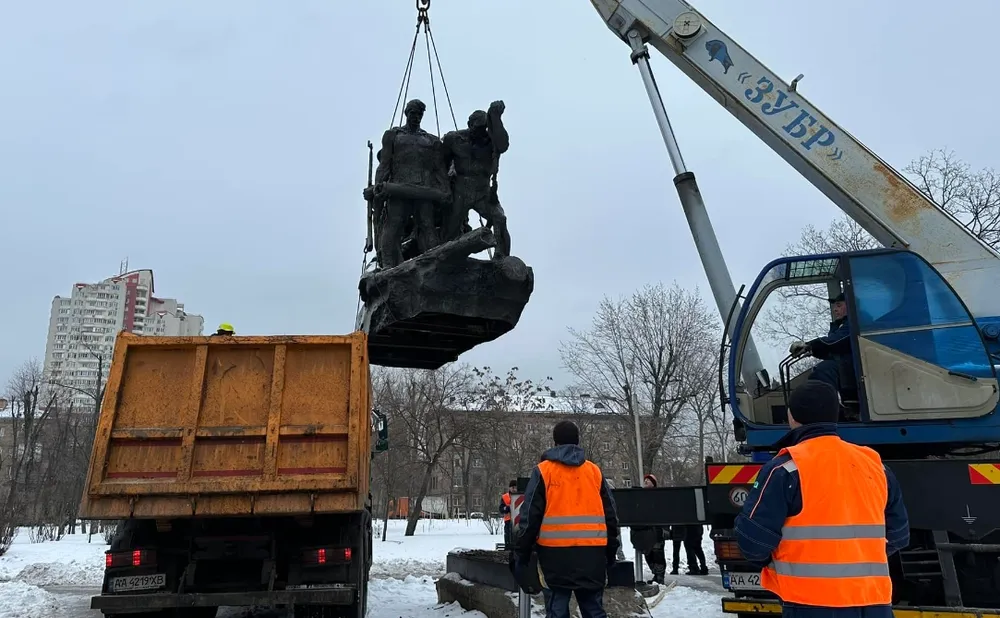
[590,0,1000,320]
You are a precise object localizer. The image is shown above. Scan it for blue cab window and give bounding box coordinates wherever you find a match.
[848,252,971,333]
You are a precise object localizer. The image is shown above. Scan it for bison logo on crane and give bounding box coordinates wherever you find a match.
[705,39,734,74]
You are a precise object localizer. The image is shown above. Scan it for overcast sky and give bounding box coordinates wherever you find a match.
[2,0,998,389]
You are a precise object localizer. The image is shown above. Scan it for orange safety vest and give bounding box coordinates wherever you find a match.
[760,435,892,607]
[502,492,512,522]
[536,459,607,548]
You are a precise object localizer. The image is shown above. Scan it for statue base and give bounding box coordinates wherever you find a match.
[357,228,533,370]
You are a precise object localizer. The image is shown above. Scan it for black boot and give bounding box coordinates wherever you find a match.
[670,566,678,575]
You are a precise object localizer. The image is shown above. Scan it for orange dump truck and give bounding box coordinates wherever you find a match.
[80,332,387,618]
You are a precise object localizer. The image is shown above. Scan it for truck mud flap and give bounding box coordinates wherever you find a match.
[721,598,1000,617]
[91,587,356,611]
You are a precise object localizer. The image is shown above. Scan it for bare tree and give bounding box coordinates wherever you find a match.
[905,149,1000,249]
[0,360,60,551]
[376,365,477,536]
[560,282,718,473]
[758,150,998,346]
[756,217,878,345]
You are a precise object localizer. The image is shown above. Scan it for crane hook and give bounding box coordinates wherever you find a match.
[416,0,430,8]
[416,0,430,26]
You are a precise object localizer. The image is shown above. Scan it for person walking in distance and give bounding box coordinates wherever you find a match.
[500,480,517,548]
[735,380,910,617]
[514,421,620,618]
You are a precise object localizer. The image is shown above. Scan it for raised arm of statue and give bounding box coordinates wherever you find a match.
[487,101,509,155]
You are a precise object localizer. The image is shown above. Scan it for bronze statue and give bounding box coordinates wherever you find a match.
[442,100,511,258]
[364,99,450,269]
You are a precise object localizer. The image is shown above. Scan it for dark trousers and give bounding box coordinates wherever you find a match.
[503,520,512,547]
[542,587,607,618]
[671,539,682,571]
[781,604,894,618]
[683,537,707,572]
[644,543,667,580]
[809,359,841,391]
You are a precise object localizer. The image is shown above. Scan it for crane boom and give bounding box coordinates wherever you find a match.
[591,0,1000,319]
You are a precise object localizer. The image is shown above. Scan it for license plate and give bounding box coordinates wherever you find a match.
[108,573,166,593]
[724,570,763,591]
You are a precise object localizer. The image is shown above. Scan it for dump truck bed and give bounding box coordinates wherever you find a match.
[80,332,371,519]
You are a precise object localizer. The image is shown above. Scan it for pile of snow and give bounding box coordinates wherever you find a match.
[0,529,107,586]
[0,581,62,618]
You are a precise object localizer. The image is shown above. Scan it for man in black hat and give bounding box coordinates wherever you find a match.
[514,420,620,618]
[734,380,909,617]
[788,292,854,396]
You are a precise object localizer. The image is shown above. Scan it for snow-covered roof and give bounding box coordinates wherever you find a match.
[456,393,621,415]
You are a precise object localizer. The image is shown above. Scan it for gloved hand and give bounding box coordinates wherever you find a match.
[788,341,810,356]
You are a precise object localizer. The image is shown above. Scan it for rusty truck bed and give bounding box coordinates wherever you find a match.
[79,332,371,519]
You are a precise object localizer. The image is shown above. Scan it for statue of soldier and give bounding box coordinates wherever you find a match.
[364,99,450,269]
[442,100,511,258]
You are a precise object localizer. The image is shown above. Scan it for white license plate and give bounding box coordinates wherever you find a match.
[108,573,166,593]
[725,570,763,591]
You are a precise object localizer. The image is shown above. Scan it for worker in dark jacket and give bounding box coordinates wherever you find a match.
[629,474,667,584]
[514,420,620,618]
[788,293,853,393]
[735,380,910,617]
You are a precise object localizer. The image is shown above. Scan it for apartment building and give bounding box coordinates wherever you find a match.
[41,269,203,411]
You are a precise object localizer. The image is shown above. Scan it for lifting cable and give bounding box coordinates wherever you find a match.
[389,0,458,134]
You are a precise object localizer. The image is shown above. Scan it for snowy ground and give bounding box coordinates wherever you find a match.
[0,520,724,618]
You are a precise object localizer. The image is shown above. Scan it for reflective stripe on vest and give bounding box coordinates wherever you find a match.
[760,436,892,607]
[536,459,607,548]
[503,493,512,522]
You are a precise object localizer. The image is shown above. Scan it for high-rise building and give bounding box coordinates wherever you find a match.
[41,269,204,411]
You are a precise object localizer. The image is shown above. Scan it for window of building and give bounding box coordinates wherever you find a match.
[622,478,632,488]
[472,495,483,508]
[602,441,611,452]
[472,457,484,468]
[621,461,629,471]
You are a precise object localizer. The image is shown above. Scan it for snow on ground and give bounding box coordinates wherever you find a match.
[0,581,63,618]
[371,518,500,579]
[0,520,724,617]
[650,585,726,618]
[0,530,107,587]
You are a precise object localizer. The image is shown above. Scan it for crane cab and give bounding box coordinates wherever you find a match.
[728,248,1000,454]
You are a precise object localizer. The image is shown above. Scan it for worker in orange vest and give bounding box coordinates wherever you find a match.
[513,420,620,618]
[735,380,910,617]
[500,480,517,547]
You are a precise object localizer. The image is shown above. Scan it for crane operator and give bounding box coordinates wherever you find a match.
[788,293,855,404]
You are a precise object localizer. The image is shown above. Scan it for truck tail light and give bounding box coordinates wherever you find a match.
[303,547,351,566]
[105,549,156,569]
[714,538,744,561]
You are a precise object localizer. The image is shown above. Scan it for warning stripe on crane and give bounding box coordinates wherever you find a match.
[968,463,1000,485]
[707,464,761,485]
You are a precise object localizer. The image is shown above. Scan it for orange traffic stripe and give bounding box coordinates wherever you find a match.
[969,463,1000,485]
[708,464,762,485]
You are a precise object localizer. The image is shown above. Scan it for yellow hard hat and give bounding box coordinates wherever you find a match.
[218,323,235,333]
